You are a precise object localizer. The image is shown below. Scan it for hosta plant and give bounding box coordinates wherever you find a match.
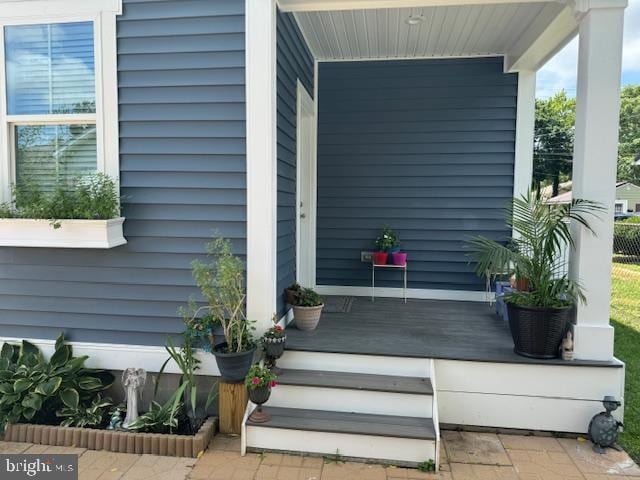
[56,394,113,428]
[0,334,115,431]
[127,398,183,434]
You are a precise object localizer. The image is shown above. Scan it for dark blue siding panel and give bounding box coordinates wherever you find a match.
[316,58,516,291]
[276,11,314,316]
[0,0,246,345]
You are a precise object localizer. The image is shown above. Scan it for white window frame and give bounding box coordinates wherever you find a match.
[0,0,121,204]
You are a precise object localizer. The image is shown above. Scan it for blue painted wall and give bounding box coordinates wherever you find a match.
[276,11,314,316]
[0,0,246,345]
[316,58,516,291]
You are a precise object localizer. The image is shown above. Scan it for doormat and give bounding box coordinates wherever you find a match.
[322,296,355,313]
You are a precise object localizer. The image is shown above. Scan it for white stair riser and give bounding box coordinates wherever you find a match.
[246,426,436,465]
[270,385,433,418]
[280,351,430,377]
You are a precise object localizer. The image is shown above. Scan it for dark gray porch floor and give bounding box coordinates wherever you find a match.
[285,296,622,367]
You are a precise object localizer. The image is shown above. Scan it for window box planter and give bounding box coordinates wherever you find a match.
[2,417,216,458]
[0,217,126,248]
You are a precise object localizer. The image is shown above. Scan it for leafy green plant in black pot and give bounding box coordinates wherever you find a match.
[262,318,286,374]
[182,236,256,383]
[292,288,324,331]
[467,192,603,359]
[0,334,115,431]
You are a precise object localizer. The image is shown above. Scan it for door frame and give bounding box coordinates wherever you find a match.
[296,79,317,288]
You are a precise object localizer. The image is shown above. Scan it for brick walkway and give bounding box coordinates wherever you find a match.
[1,431,639,479]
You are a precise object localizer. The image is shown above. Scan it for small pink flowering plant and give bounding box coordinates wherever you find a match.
[263,323,285,341]
[245,364,277,390]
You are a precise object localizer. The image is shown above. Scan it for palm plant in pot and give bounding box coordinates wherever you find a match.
[467,193,602,359]
[293,287,324,331]
[184,236,256,383]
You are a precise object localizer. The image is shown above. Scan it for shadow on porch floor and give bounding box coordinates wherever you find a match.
[285,296,621,367]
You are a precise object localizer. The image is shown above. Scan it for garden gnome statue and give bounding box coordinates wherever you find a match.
[122,368,147,429]
[588,396,623,454]
[561,330,574,361]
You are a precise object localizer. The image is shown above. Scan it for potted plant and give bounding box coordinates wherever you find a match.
[245,364,277,423]
[373,225,396,265]
[183,236,256,383]
[467,192,602,359]
[262,319,286,374]
[284,282,302,305]
[293,287,324,331]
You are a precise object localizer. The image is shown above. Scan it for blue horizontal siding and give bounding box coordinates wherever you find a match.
[276,11,314,316]
[0,0,246,345]
[316,58,516,291]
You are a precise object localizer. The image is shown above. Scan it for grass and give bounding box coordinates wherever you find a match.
[611,262,640,463]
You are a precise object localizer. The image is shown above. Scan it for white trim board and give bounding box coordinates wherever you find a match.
[0,337,221,377]
[245,0,279,332]
[315,285,490,302]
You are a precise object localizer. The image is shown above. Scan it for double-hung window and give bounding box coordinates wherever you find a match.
[0,0,120,204]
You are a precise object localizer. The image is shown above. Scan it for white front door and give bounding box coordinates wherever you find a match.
[296,81,316,288]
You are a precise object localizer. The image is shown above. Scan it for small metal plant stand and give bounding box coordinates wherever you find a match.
[371,262,407,303]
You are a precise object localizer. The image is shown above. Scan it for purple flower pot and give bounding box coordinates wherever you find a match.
[391,252,407,266]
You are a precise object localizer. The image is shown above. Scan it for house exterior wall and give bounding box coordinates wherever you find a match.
[276,10,314,317]
[0,0,246,346]
[316,58,517,291]
[616,183,640,212]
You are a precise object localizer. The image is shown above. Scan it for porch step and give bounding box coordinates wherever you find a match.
[245,407,437,465]
[277,368,433,394]
[278,350,431,377]
[270,368,434,417]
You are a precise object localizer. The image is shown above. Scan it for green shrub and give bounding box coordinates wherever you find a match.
[0,174,120,224]
[614,218,640,255]
[295,288,323,307]
[0,334,115,431]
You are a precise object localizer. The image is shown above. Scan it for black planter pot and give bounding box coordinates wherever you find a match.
[507,303,573,359]
[248,384,272,405]
[248,385,272,423]
[213,344,256,383]
[263,337,286,359]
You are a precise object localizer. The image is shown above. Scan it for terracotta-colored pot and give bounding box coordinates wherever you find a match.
[293,304,324,331]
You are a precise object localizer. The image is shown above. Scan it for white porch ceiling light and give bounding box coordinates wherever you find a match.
[405,14,425,25]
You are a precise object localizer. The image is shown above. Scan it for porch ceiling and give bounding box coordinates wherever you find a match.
[292,1,575,69]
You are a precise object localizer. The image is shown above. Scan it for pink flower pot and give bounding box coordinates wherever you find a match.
[391,252,407,266]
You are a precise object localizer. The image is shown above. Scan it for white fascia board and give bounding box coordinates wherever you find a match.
[505,3,578,72]
[278,0,550,13]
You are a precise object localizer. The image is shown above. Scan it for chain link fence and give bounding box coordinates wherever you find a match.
[612,221,640,292]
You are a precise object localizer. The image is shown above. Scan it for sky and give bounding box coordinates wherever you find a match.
[536,1,640,98]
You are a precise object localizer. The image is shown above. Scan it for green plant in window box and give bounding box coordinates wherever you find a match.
[0,173,120,228]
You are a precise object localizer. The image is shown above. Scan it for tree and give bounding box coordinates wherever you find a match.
[533,91,575,196]
[617,85,640,184]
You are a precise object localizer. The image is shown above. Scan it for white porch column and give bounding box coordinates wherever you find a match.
[246,0,278,333]
[513,70,536,200]
[569,0,627,361]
